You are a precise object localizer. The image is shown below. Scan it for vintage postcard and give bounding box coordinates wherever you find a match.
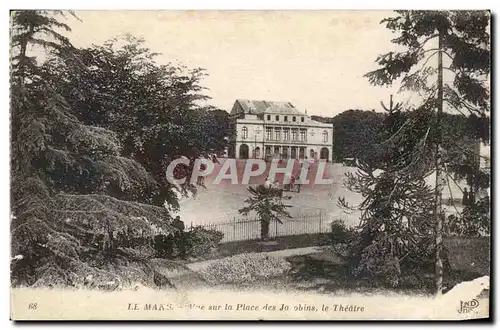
[9,10,491,321]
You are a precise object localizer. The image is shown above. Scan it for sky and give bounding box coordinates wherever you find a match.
[63,10,414,117]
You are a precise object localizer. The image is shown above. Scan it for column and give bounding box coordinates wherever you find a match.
[235,142,240,159]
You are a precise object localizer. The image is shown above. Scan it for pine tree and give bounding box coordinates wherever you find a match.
[364,10,490,295]
[340,96,440,289]
[10,11,176,287]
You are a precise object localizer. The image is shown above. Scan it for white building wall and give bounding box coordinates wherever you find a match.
[235,120,265,158]
[305,126,333,162]
[233,114,333,161]
[308,126,332,145]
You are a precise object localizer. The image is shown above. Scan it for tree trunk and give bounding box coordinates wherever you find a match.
[17,24,35,89]
[260,220,270,240]
[434,29,444,296]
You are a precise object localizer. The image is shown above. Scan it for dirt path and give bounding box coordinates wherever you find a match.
[160,267,208,290]
[185,246,323,272]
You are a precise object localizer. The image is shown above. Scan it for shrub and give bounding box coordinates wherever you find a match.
[154,226,223,259]
[326,220,357,260]
[199,253,292,285]
[446,197,490,237]
[329,220,354,244]
[184,226,224,257]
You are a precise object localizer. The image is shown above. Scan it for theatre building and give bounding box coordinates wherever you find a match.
[228,99,333,161]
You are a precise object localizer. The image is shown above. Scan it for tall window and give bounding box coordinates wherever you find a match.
[275,115,279,121]
[301,117,304,122]
[274,128,281,141]
[300,130,306,142]
[291,129,298,141]
[266,127,272,140]
[267,115,271,120]
[323,130,328,142]
[284,116,288,122]
[293,116,296,122]
[283,128,290,141]
[242,126,248,139]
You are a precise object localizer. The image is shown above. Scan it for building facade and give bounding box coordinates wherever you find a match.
[228,99,334,162]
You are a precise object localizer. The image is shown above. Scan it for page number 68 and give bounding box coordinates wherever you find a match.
[28,303,37,310]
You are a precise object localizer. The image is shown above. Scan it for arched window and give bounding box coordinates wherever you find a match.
[242,126,248,139]
[323,130,328,143]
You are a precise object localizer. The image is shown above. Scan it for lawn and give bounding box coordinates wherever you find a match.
[182,232,330,264]
[184,236,490,296]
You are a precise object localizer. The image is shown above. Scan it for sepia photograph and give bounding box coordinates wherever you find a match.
[8,9,491,321]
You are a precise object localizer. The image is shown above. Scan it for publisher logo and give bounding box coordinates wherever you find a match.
[457,299,479,314]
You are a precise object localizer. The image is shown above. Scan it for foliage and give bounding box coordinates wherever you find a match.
[326,220,356,260]
[10,11,227,288]
[239,185,292,240]
[313,111,384,162]
[183,227,224,257]
[199,253,292,285]
[352,11,491,290]
[313,109,483,170]
[43,34,233,207]
[10,11,179,287]
[329,220,354,245]
[154,227,223,259]
[366,11,490,106]
[446,196,490,237]
[338,98,443,288]
[365,10,490,193]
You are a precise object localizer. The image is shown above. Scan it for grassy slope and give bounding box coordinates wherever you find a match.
[187,235,490,295]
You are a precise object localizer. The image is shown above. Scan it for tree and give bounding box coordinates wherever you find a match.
[198,108,233,155]
[10,11,176,287]
[365,10,490,295]
[239,185,292,240]
[339,96,444,289]
[313,110,385,161]
[314,110,474,166]
[44,35,233,206]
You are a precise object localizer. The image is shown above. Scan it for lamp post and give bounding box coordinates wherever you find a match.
[254,128,261,159]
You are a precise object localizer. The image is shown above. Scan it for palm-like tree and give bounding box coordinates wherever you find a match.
[239,185,292,240]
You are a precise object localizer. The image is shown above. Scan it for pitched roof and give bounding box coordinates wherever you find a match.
[232,99,305,116]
